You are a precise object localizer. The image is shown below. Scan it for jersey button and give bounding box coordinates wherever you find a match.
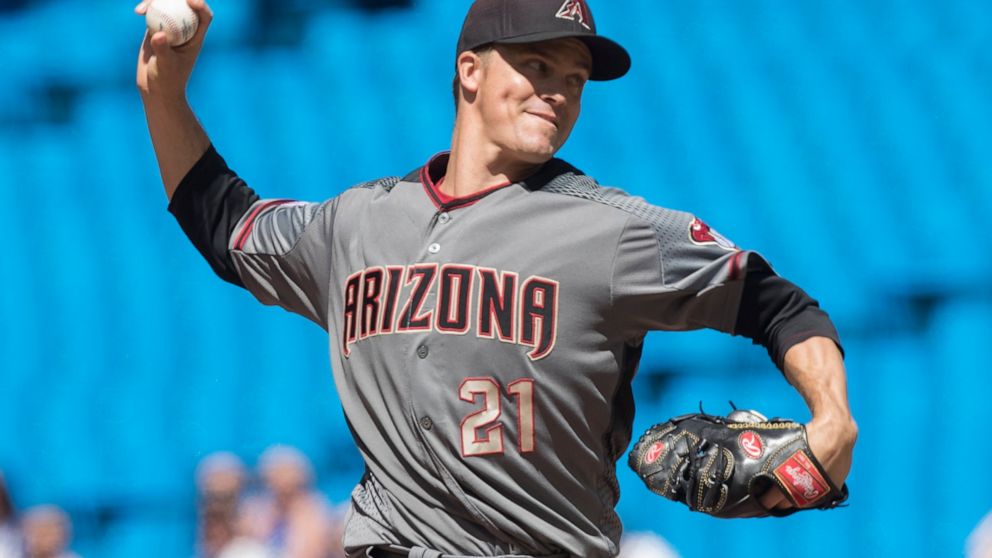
[420,416,434,430]
[438,213,450,224]
[428,243,441,254]
[416,344,429,359]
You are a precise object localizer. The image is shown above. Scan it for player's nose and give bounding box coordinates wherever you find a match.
[539,87,568,110]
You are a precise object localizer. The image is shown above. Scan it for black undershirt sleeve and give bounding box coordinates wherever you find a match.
[733,256,844,370]
[167,145,260,288]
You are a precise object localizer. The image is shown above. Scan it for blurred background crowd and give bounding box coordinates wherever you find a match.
[1,0,990,556]
[3,453,685,558]
[1,446,349,558]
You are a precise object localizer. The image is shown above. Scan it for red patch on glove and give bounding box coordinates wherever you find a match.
[773,450,830,507]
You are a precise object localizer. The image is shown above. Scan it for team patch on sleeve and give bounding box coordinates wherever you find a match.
[688,217,737,251]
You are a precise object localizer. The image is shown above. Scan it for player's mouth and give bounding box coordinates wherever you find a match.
[526,111,559,129]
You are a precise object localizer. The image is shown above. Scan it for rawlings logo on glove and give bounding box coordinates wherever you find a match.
[628,407,848,518]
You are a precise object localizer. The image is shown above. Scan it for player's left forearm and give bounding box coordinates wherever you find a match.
[780,336,857,494]
[781,336,855,427]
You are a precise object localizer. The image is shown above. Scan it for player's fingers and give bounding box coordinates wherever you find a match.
[180,0,212,50]
[186,0,213,26]
[758,490,778,509]
[134,0,151,15]
[148,31,173,60]
[758,486,791,511]
[188,0,213,15]
[136,30,154,92]
[140,30,154,64]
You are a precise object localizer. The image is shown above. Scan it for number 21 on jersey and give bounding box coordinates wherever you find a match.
[459,377,535,457]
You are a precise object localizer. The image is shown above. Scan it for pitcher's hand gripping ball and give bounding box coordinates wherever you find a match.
[145,0,199,46]
[628,409,849,518]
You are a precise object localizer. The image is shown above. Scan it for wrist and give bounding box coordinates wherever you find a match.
[140,89,189,110]
[808,413,858,444]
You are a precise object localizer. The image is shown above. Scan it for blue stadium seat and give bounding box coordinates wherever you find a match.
[926,300,992,553]
[99,515,191,558]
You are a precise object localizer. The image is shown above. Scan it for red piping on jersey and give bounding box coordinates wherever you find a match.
[430,177,458,205]
[728,251,746,281]
[233,199,293,251]
[420,152,513,211]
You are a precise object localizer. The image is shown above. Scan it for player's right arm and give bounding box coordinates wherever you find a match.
[135,0,213,199]
[135,0,335,328]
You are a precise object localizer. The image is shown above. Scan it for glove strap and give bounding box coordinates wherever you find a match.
[770,448,847,510]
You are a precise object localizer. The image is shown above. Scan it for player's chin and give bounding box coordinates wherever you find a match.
[515,134,564,162]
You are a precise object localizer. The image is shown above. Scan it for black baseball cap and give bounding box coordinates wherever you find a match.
[456,0,631,81]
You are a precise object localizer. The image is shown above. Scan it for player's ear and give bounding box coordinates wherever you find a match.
[457,50,486,97]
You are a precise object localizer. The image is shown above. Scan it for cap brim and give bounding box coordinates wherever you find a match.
[496,31,631,81]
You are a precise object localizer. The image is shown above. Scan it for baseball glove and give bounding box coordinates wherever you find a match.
[628,407,848,518]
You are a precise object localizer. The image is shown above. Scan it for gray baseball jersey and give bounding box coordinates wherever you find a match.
[170,148,839,558]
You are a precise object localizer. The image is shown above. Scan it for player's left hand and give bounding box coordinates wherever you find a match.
[760,416,857,510]
[629,409,850,518]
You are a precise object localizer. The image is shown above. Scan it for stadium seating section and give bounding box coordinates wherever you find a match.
[0,1,989,556]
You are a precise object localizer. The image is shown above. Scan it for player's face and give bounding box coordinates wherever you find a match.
[476,39,592,163]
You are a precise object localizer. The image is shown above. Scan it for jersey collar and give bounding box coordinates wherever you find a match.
[409,151,586,211]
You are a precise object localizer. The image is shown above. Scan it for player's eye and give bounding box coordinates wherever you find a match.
[526,59,548,74]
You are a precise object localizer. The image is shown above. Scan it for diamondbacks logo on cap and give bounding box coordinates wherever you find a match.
[555,0,591,31]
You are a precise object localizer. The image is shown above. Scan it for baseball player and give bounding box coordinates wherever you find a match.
[135,0,858,557]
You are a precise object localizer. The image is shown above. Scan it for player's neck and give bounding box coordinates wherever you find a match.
[444,120,544,199]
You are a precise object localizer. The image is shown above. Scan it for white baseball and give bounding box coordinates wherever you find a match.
[146,0,199,47]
